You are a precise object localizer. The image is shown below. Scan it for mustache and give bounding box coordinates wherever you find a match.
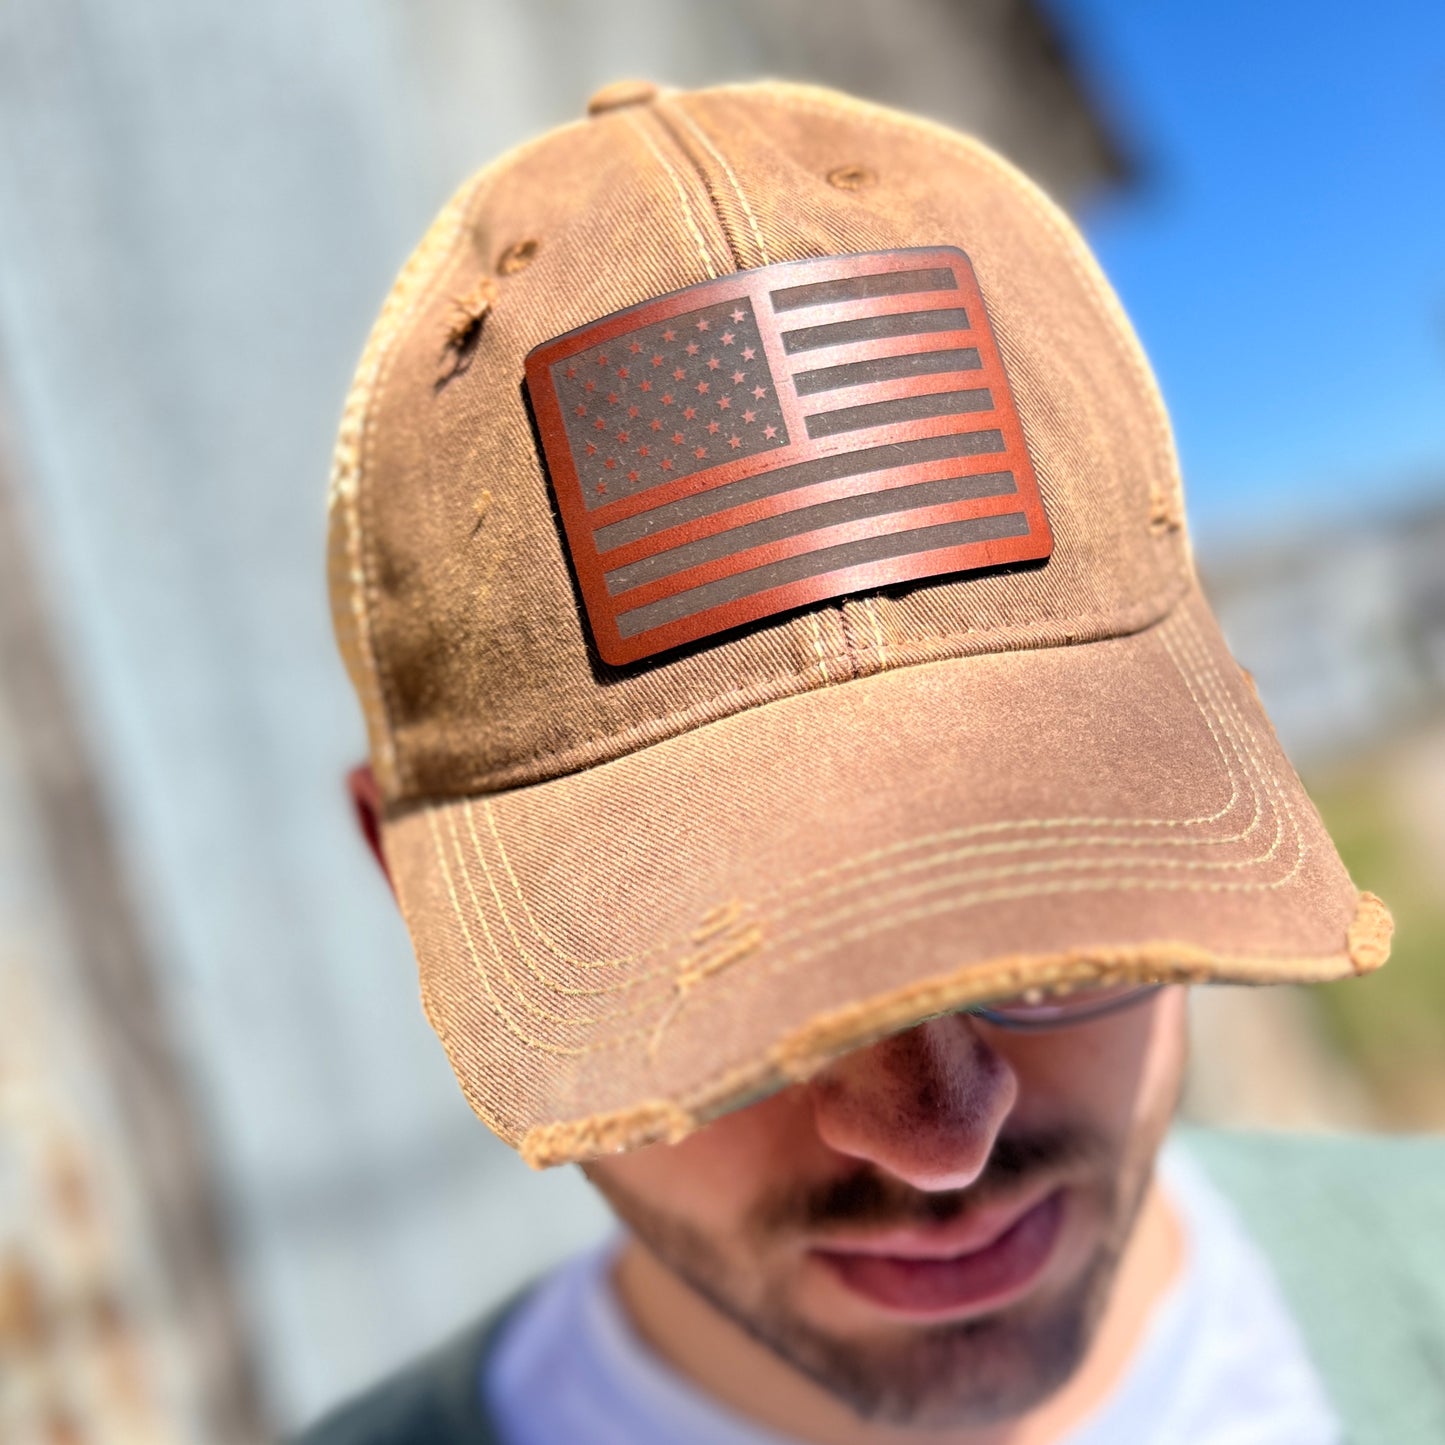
[748,1126,1108,1236]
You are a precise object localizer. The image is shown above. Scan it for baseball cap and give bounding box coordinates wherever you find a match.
[327,80,1391,1168]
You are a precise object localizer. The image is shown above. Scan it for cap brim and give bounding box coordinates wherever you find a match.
[383,587,1390,1167]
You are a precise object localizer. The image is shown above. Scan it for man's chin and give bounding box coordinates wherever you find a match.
[741,1245,1118,1430]
[590,1116,1167,1430]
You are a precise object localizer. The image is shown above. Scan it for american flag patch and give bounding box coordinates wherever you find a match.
[525,247,1051,665]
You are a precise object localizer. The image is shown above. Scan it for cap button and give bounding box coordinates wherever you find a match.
[587,79,659,116]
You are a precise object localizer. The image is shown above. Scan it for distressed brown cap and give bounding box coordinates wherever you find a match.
[327,81,1390,1168]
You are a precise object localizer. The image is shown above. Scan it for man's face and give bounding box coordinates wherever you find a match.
[585,988,1188,1430]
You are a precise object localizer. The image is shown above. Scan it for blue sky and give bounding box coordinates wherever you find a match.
[1056,2,1443,548]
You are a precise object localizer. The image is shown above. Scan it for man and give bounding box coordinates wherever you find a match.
[301,80,1441,1443]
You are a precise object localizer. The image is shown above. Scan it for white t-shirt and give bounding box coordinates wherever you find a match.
[485,1144,1341,1444]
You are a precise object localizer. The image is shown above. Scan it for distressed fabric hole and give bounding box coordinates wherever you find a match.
[827,164,877,191]
[438,275,498,384]
[498,238,540,274]
[444,276,498,350]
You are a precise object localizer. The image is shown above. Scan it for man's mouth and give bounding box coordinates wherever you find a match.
[809,1188,1067,1318]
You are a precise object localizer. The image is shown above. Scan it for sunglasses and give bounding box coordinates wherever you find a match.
[962,983,1164,1031]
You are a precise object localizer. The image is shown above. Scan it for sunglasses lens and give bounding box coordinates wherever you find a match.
[971,983,1159,1026]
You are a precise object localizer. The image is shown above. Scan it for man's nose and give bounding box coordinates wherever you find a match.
[807,1015,1018,1192]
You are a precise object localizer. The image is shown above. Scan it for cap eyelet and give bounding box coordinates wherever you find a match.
[827,164,877,191]
[497,238,540,275]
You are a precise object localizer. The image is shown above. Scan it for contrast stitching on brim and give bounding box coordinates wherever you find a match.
[450,601,1254,1017]
[428,605,1290,1048]
[408,600,1373,1090]
[517,893,1390,1168]
[442,598,1264,992]
[430,604,1288,1046]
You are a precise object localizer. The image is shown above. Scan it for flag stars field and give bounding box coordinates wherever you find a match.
[550,294,789,505]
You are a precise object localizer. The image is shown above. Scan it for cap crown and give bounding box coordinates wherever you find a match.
[328,82,1190,803]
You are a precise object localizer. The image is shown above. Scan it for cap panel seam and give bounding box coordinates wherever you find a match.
[614,109,816,682]
[834,601,861,681]
[804,612,833,683]
[621,110,727,281]
[658,98,773,268]
[660,95,876,678]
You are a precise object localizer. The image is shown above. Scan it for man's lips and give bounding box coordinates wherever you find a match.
[810,1189,1066,1318]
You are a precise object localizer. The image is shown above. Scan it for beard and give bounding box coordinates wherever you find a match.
[589,1119,1165,1430]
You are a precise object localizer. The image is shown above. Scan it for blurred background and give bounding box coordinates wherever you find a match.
[0,1,1440,1440]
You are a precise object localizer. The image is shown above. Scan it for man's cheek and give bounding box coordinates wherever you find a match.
[993,1008,1178,1136]
[587,1149,759,1255]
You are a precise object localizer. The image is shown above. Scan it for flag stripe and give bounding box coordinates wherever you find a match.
[592,430,1007,553]
[605,471,1019,594]
[784,330,986,371]
[804,387,993,440]
[781,307,971,354]
[793,346,982,397]
[616,511,1031,637]
[611,493,1027,618]
[769,266,957,313]
[597,452,1021,574]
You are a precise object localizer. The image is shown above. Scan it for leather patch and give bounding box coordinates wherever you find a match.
[525,247,1052,666]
